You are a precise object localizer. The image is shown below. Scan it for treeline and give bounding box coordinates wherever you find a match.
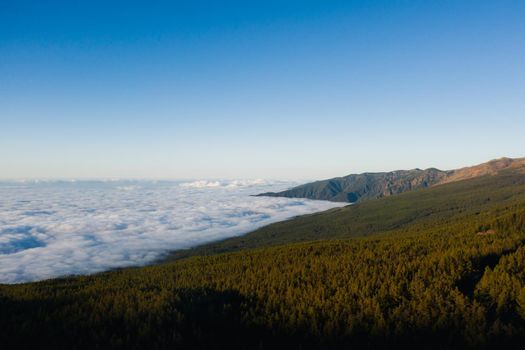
[2,172,525,349]
[1,207,525,348]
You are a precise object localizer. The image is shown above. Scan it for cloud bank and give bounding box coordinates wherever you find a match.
[0,180,345,283]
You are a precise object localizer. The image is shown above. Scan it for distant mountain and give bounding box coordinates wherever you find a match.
[258,157,525,203]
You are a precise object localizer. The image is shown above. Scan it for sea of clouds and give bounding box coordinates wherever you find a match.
[0,179,345,283]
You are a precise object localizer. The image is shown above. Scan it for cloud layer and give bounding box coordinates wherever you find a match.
[0,180,345,283]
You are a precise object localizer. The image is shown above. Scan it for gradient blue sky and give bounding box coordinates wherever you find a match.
[1,0,524,180]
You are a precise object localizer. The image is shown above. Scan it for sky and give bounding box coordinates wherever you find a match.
[1,0,524,180]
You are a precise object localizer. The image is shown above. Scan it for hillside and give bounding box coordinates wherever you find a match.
[2,169,525,348]
[258,157,525,203]
[170,167,525,259]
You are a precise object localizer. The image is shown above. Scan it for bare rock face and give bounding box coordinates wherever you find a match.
[441,157,525,184]
[258,157,525,203]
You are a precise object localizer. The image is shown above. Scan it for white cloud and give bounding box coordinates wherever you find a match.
[179,179,271,188]
[179,180,224,188]
[0,180,345,283]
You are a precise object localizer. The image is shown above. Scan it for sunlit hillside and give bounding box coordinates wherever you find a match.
[2,170,525,349]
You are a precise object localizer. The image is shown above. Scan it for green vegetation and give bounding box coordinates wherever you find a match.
[2,170,525,349]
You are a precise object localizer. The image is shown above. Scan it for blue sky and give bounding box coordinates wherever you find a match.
[1,0,524,180]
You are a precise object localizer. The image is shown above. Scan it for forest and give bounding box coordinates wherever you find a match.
[2,169,525,349]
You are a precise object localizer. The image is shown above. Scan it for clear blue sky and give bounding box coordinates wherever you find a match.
[1,0,524,180]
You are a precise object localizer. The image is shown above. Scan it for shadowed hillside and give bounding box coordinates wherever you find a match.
[258,157,525,203]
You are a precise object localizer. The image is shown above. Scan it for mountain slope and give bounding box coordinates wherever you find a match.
[3,169,525,349]
[170,167,525,259]
[258,157,525,203]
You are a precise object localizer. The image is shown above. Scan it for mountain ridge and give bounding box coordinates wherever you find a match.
[258,157,525,203]
[4,162,525,349]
